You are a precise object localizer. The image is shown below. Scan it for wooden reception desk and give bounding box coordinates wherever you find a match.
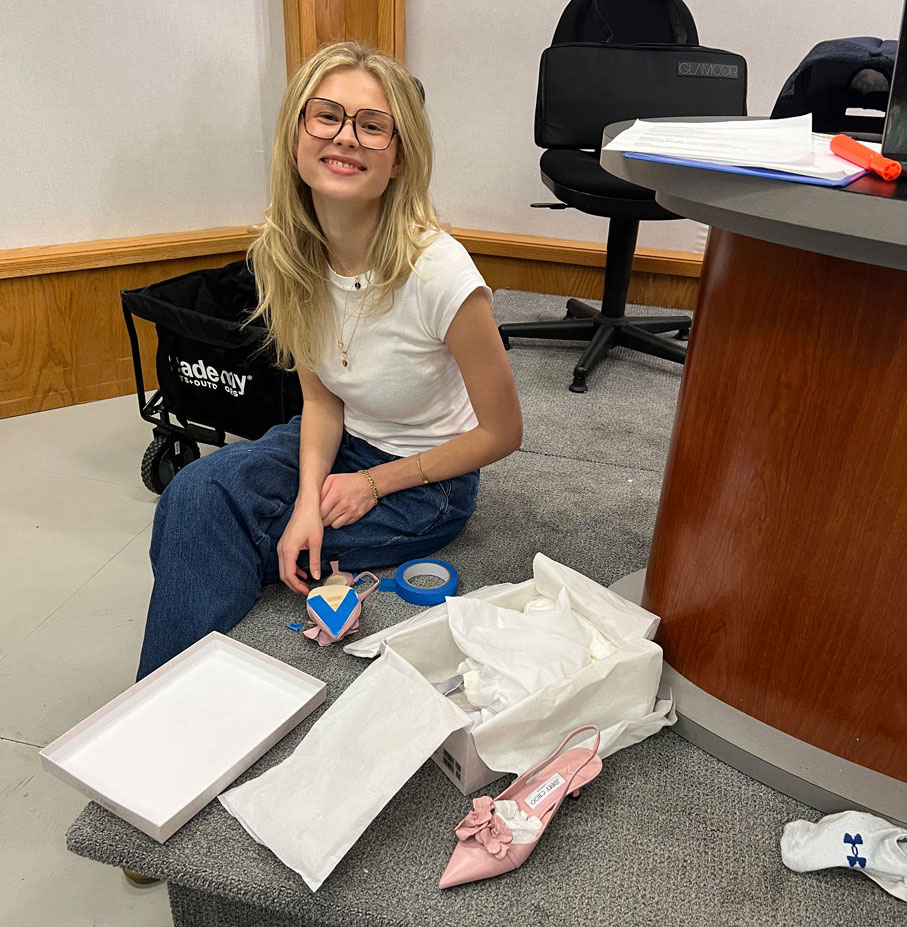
[603,121,906,825]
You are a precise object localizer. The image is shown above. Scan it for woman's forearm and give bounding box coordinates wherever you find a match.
[367,422,521,499]
[297,397,344,505]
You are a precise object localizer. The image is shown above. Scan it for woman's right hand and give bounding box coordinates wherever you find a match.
[277,500,324,594]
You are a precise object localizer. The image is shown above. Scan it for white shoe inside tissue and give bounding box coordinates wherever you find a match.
[521,595,556,613]
[781,810,907,901]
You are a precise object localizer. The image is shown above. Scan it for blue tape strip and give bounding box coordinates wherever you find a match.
[379,558,458,607]
[308,588,358,638]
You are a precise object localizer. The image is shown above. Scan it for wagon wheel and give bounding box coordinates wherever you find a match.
[140,435,201,494]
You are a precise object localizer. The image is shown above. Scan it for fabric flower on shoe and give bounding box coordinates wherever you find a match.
[454,796,513,858]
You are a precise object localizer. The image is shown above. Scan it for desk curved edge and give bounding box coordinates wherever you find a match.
[600,121,907,273]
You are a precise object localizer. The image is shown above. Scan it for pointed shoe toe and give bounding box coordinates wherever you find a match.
[438,842,488,889]
[438,841,524,889]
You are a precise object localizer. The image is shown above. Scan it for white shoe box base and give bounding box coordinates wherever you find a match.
[40,632,325,842]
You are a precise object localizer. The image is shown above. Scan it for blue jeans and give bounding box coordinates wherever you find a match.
[137,418,479,678]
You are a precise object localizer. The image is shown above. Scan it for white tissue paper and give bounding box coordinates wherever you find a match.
[380,553,674,777]
[531,554,659,643]
[219,647,467,891]
[471,636,672,775]
[441,556,673,775]
[449,588,592,714]
[342,582,516,658]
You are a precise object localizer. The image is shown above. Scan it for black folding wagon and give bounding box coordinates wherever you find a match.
[122,260,302,494]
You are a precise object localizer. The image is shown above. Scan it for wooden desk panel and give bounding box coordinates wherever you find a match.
[642,228,907,780]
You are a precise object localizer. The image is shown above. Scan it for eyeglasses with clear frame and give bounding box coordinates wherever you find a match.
[301,98,397,150]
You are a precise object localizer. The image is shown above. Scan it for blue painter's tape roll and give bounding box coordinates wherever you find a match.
[377,558,458,606]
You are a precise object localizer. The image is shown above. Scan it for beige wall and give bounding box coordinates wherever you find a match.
[407,0,901,253]
[2,2,900,254]
[0,0,285,250]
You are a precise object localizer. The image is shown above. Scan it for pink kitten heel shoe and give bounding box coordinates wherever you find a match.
[438,725,602,889]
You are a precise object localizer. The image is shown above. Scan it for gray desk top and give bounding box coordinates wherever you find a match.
[602,120,907,272]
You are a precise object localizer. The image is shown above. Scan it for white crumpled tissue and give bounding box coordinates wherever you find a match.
[450,588,592,716]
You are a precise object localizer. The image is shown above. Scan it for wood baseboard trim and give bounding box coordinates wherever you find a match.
[450,228,702,313]
[1,226,702,420]
[0,225,703,281]
[450,227,703,278]
[0,227,259,279]
[0,378,141,420]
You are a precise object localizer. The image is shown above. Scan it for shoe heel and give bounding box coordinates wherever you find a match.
[569,788,582,800]
[123,868,159,886]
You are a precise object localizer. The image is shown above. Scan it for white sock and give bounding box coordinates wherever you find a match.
[781,810,907,901]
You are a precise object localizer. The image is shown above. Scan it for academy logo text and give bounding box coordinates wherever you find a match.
[176,359,250,397]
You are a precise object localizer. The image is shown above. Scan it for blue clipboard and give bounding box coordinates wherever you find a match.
[623,152,868,187]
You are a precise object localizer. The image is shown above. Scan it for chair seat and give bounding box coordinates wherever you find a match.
[540,148,679,220]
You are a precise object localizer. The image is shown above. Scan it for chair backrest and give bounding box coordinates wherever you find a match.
[535,42,747,150]
[552,0,698,46]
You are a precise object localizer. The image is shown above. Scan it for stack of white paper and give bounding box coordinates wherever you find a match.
[604,114,878,183]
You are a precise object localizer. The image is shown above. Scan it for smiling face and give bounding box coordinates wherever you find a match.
[296,68,401,212]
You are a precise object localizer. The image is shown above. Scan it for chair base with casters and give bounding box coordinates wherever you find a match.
[499,152,691,393]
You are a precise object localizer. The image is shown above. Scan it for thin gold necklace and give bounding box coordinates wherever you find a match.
[330,254,363,291]
[329,256,365,368]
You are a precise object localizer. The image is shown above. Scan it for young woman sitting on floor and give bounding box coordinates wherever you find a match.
[136,41,522,679]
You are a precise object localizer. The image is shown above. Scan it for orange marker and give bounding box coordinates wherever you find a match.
[830,134,902,181]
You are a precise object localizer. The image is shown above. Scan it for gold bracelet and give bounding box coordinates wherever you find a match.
[415,453,430,484]
[358,469,380,506]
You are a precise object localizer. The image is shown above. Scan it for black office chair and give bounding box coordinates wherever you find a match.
[499,0,747,392]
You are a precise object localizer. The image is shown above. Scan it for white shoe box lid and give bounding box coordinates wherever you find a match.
[40,632,325,842]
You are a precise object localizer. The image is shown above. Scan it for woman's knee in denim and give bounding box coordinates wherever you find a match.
[156,455,231,528]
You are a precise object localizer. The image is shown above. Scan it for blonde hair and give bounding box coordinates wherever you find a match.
[248,42,439,371]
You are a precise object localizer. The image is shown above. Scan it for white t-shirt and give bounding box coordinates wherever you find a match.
[315,231,491,457]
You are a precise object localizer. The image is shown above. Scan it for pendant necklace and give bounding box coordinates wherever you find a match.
[330,256,365,368]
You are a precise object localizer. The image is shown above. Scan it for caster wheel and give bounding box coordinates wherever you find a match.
[141,435,200,494]
[675,328,690,341]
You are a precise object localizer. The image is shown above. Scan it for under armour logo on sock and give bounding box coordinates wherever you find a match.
[844,833,866,868]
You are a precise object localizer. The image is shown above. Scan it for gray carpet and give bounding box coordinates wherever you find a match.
[66,291,903,926]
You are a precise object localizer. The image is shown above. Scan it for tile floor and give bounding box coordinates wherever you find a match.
[0,395,208,926]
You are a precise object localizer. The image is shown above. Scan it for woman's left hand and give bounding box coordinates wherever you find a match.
[320,472,378,528]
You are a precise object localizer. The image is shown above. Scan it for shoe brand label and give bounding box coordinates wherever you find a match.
[677,61,739,79]
[175,358,250,397]
[524,773,566,810]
